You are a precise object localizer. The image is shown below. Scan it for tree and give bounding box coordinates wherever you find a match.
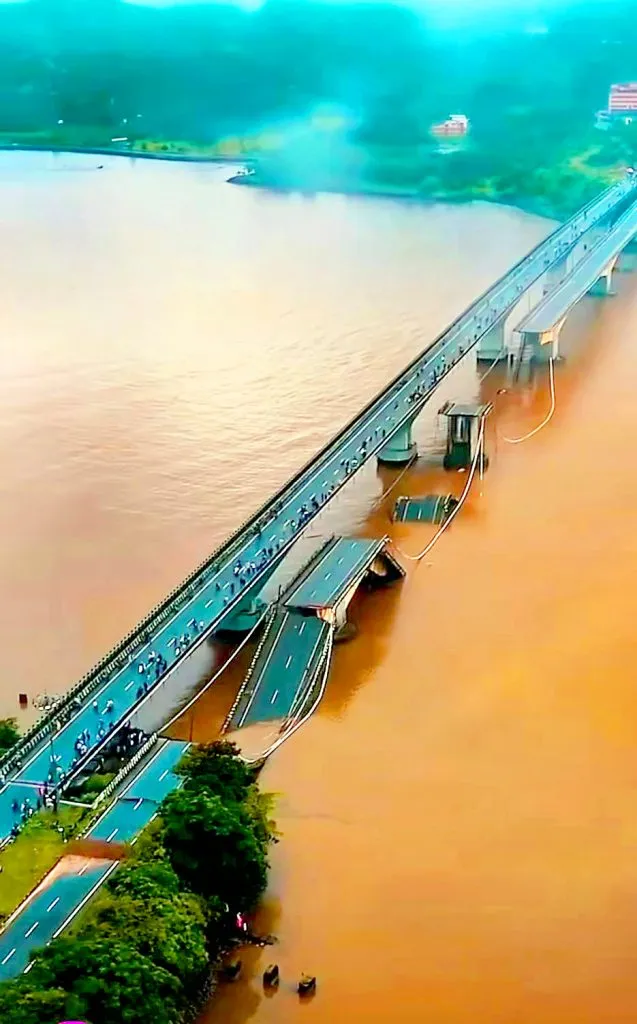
[86,889,209,994]
[175,740,255,803]
[86,862,210,991]
[0,718,19,757]
[0,981,73,1024]
[27,936,182,1024]
[107,859,182,900]
[161,787,269,912]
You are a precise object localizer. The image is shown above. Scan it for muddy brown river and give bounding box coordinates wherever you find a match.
[2,151,637,1023]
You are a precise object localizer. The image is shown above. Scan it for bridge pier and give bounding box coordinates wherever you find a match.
[377,419,417,466]
[217,561,281,634]
[587,256,618,297]
[517,323,563,373]
[440,401,492,471]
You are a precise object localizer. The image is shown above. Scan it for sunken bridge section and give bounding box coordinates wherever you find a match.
[224,537,403,742]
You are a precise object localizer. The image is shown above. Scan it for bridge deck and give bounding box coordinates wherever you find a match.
[88,739,189,845]
[393,495,457,524]
[1,179,635,822]
[229,611,331,731]
[284,537,390,610]
[517,203,637,334]
[0,858,116,980]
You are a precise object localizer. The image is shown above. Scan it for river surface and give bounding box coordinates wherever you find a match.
[3,151,637,1022]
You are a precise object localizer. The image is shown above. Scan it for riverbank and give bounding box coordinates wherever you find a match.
[227,169,589,221]
[0,126,622,222]
[0,742,276,1024]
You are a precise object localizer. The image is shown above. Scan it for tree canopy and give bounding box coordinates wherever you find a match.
[162,785,269,912]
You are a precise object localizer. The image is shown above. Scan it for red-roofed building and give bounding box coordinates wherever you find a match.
[597,83,637,129]
[609,83,637,115]
[430,114,469,140]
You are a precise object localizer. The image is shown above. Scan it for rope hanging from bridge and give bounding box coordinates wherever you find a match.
[479,347,507,383]
[502,356,556,445]
[392,417,486,564]
[371,451,418,512]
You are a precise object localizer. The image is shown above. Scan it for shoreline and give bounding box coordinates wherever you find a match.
[227,172,565,221]
[0,143,574,220]
[0,141,256,167]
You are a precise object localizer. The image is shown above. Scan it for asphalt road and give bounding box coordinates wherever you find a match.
[284,538,383,610]
[0,860,116,981]
[88,738,188,844]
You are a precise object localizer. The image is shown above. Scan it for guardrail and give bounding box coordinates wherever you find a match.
[4,178,636,780]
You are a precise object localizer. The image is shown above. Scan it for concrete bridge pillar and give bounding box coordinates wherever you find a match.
[587,257,617,297]
[217,560,280,634]
[520,324,562,367]
[440,401,492,471]
[377,419,417,466]
[477,320,506,363]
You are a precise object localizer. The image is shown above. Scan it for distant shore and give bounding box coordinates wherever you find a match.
[0,138,600,222]
[227,170,568,221]
[0,141,255,166]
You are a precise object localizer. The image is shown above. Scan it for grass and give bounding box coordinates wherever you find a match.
[0,805,85,923]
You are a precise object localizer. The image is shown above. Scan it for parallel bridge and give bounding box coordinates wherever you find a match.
[1,175,637,817]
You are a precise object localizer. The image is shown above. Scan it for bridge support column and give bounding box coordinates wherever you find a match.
[477,320,506,363]
[517,322,563,370]
[217,561,280,634]
[440,401,493,471]
[377,419,417,466]
[588,257,618,297]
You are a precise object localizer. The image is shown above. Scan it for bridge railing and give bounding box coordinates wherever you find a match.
[4,177,636,779]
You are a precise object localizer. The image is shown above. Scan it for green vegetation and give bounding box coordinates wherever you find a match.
[0,718,19,758]
[0,742,276,1024]
[0,805,84,923]
[2,1,637,214]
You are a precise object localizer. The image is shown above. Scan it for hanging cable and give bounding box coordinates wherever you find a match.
[370,451,418,512]
[243,630,335,765]
[392,417,486,564]
[479,347,507,383]
[502,356,556,445]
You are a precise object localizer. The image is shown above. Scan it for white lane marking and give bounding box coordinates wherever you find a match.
[46,898,60,913]
[1,948,16,965]
[325,573,331,580]
[23,961,33,974]
[133,798,143,811]
[285,656,292,670]
[124,681,135,692]
[287,625,330,721]
[78,864,87,876]
[270,689,279,704]
[52,861,119,940]
[106,828,119,842]
[205,598,215,608]
[299,621,305,636]
[11,193,611,787]
[24,922,38,939]
[337,558,344,566]
[158,770,168,782]
[238,612,289,727]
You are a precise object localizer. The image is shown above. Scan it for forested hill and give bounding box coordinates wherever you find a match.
[2,0,637,212]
